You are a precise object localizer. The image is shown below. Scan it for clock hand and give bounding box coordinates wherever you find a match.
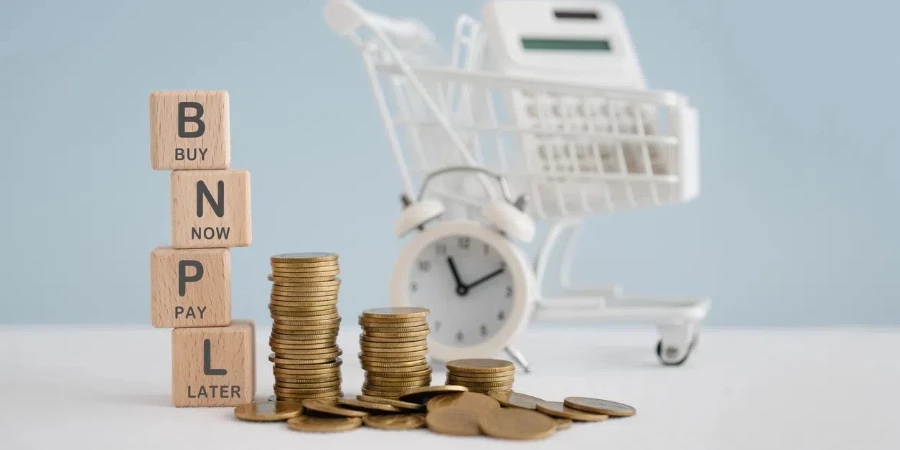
[464,267,505,290]
[447,257,467,295]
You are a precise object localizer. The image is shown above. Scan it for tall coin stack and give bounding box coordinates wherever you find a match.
[268,253,343,402]
[445,359,515,394]
[359,307,432,398]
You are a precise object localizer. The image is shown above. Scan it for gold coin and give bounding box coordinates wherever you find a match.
[286,415,361,433]
[274,347,342,357]
[275,385,343,395]
[425,407,481,436]
[362,383,425,393]
[272,317,341,326]
[271,266,340,274]
[364,379,430,389]
[269,353,342,365]
[269,277,341,287]
[358,316,426,327]
[535,401,609,422]
[275,376,342,385]
[271,328,339,337]
[363,414,426,430]
[275,380,342,389]
[360,334,428,343]
[365,368,432,378]
[301,399,368,418]
[269,274,338,283]
[270,305,337,314]
[446,359,515,374]
[274,358,341,370]
[362,349,429,359]
[426,392,501,413]
[271,332,338,341]
[446,373,514,383]
[366,375,431,385]
[362,324,430,333]
[271,261,339,269]
[358,338,427,348]
[359,353,428,363]
[478,408,557,440]
[271,255,338,265]
[271,252,338,262]
[363,329,429,339]
[270,340,336,349]
[468,388,510,395]
[563,397,636,417]
[271,285,340,294]
[446,380,513,389]
[360,388,403,398]
[269,298,339,306]
[398,385,468,404]
[361,307,430,319]
[233,401,303,422]
[487,391,543,410]
[553,418,573,430]
[277,391,343,401]
[356,395,425,411]
[270,310,339,319]
[360,344,429,353]
[362,363,431,373]
[336,397,403,413]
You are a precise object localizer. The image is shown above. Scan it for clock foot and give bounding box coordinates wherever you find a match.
[504,346,532,374]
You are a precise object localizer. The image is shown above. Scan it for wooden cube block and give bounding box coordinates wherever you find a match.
[172,320,256,407]
[150,247,230,328]
[171,170,252,248]
[150,90,230,170]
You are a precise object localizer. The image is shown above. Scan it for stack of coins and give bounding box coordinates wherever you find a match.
[268,253,343,402]
[358,307,432,398]
[445,359,515,394]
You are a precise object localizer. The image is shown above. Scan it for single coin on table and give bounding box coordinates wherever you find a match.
[535,401,609,422]
[486,391,543,409]
[398,385,468,404]
[301,399,368,418]
[363,414,426,430]
[286,416,362,433]
[478,408,557,440]
[336,397,403,413]
[357,395,426,411]
[426,406,482,436]
[447,359,515,374]
[563,397,637,417]
[233,401,303,422]
[426,392,501,413]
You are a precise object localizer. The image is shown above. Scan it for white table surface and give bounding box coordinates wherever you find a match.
[1,326,898,449]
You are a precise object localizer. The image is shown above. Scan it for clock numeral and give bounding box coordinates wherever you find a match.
[505,286,513,298]
[435,243,447,255]
[480,325,488,337]
[456,331,464,342]
[497,310,506,321]
[418,260,431,272]
[458,237,471,250]
[410,282,418,292]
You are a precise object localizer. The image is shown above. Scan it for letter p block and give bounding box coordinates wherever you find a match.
[150,247,231,328]
[150,91,230,170]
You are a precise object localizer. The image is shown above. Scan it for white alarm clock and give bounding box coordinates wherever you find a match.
[389,167,536,365]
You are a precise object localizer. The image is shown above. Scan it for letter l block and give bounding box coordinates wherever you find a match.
[172,321,256,407]
[171,170,251,249]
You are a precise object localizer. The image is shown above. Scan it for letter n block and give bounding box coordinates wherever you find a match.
[172,320,256,407]
[149,90,230,170]
[171,170,252,249]
[150,247,230,328]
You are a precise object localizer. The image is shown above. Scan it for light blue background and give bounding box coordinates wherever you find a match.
[0,0,897,326]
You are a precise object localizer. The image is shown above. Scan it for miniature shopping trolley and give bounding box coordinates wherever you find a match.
[326,0,711,367]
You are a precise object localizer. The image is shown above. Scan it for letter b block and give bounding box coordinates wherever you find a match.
[150,247,230,328]
[150,91,230,170]
[171,170,251,248]
[172,321,256,407]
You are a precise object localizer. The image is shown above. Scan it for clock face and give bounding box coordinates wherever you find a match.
[407,234,514,347]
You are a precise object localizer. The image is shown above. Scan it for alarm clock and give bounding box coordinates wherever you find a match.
[389,167,536,364]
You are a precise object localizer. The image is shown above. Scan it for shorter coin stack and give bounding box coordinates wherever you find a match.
[268,253,343,402]
[445,359,515,394]
[359,307,432,398]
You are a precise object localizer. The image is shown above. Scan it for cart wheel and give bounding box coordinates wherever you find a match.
[655,336,697,366]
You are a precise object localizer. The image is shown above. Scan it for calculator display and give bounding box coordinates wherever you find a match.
[521,38,611,52]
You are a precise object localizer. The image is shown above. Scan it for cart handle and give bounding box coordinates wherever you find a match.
[417,166,516,205]
[324,0,433,44]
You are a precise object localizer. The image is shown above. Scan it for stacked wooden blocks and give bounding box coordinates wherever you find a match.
[149,91,256,407]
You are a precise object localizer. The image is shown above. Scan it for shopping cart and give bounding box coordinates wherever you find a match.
[326,0,711,366]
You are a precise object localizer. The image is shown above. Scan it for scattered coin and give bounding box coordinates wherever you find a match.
[535,401,610,422]
[425,407,482,436]
[301,399,368,418]
[233,401,303,422]
[398,385,468,404]
[487,391,544,409]
[286,415,362,433]
[563,397,637,417]
[363,414,426,430]
[357,395,425,411]
[337,397,403,413]
[553,418,573,430]
[478,408,557,440]
[426,392,501,413]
